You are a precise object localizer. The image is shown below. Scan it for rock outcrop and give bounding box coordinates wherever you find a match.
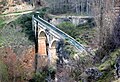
[0,0,34,14]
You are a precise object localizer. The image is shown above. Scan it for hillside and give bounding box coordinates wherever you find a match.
[0,12,36,81]
[0,0,46,14]
[0,0,120,82]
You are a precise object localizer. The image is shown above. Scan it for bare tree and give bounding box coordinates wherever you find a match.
[45,0,93,15]
[92,0,119,58]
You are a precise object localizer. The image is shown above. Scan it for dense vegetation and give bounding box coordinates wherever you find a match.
[0,13,35,82]
[0,0,120,82]
[0,14,33,53]
[57,20,96,47]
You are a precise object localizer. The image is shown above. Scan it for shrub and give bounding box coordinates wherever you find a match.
[57,22,77,38]
[33,71,47,82]
[0,60,8,82]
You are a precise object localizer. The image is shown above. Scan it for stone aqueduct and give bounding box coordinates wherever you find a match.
[32,13,92,70]
[32,15,61,70]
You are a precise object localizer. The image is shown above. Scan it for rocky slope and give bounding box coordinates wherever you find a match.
[0,0,46,14]
[0,0,33,14]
